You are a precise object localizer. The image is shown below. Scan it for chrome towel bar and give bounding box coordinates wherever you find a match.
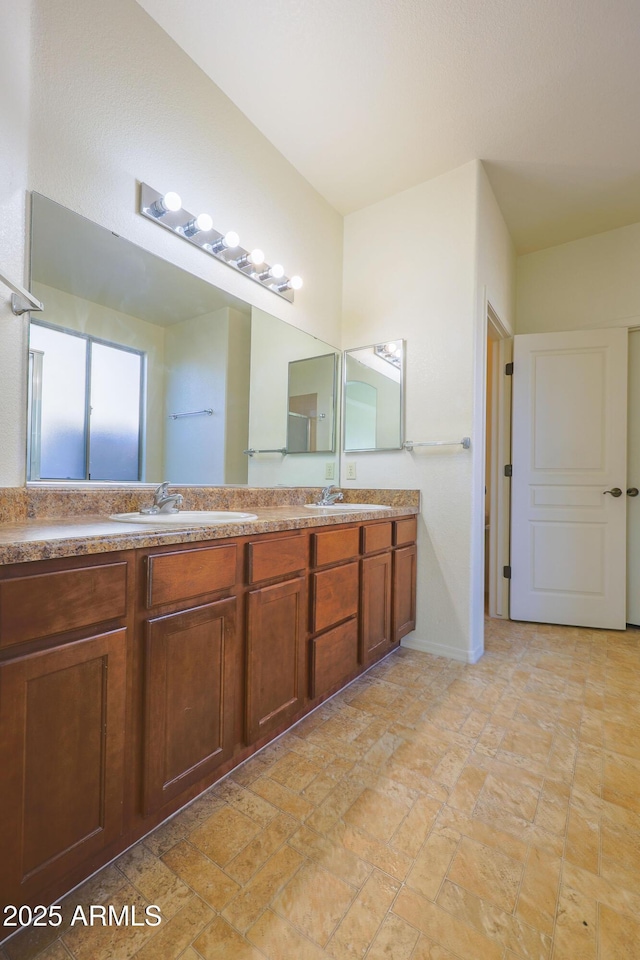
[403,437,471,451]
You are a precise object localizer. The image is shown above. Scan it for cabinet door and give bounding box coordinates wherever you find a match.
[143,598,237,815]
[0,630,126,909]
[246,577,306,744]
[392,545,417,642]
[360,552,392,665]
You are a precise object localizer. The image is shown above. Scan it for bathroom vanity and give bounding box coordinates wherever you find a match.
[0,499,417,918]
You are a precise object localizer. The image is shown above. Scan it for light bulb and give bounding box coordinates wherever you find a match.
[276,275,303,293]
[183,213,213,237]
[162,192,182,212]
[195,213,213,232]
[269,263,285,279]
[249,248,265,266]
[208,231,241,254]
[384,341,398,354]
[150,191,182,217]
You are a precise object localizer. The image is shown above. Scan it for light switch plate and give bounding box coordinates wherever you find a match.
[346,462,357,480]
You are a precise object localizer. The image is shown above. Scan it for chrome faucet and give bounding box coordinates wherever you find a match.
[316,484,344,506]
[140,481,184,515]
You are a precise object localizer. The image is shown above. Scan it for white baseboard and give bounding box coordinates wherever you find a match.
[400,635,484,664]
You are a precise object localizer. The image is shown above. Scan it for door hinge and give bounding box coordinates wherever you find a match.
[504,464,513,477]
[505,362,514,376]
[503,565,512,579]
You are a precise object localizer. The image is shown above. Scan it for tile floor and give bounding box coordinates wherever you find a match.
[4,617,640,960]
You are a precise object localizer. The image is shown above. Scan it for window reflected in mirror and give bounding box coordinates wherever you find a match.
[343,341,404,451]
[28,323,143,481]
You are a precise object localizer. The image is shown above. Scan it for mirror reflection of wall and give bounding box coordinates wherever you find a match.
[287,354,336,454]
[344,341,404,451]
[247,309,340,486]
[28,193,340,486]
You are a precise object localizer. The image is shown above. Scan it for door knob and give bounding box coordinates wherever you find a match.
[627,487,639,497]
[603,488,623,497]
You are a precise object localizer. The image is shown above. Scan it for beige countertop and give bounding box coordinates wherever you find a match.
[0,503,419,566]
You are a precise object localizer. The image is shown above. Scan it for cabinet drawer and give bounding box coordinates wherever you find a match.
[361,521,392,555]
[394,517,417,546]
[311,561,359,633]
[310,618,359,699]
[0,562,128,648]
[247,535,308,584]
[312,527,360,567]
[147,545,236,608]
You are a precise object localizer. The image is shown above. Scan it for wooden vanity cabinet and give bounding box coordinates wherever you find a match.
[392,518,418,642]
[360,550,393,664]
[359,521,394,665]
[245,533,308,743]
[309,527,361,699]
[139,542,242,818]
[142,597,238,815]
[0,552,133,918]
[393,544,417,641]
[0,514,418,923]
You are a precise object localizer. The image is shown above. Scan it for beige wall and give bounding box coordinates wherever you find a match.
[343,162,478,660]
[342,160,515,661]
[0,0,343,486]
[224,308,251,484]
[164,308,232,484]
[516,220,640,334]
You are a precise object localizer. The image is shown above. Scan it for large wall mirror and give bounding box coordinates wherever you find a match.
[343,340,405,451]
[28,193,340,486]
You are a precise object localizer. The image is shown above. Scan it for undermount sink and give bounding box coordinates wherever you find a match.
[303,503,388,512]
[109,511,258,524]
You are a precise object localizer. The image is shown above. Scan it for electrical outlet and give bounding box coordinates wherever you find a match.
[346,462,357,480]
[325,462,335,480]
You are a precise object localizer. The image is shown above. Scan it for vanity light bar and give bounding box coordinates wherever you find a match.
[139,183,302,303]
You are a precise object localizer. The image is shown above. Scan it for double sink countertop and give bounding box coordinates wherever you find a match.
[0,486,420,566]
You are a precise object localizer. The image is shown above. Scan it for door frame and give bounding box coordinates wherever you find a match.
[472,293,512,660]
[487,316,513,619]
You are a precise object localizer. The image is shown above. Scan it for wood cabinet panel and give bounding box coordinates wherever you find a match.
[310,618,359,699]
[246,577,306,743]
[0,562,127,648]
[394,517,417,546]
[147,544,236,608]
[0,630,126,907]
[393,545,417,642]
[360,552,392,665]
[143,598,237,814]
[312,527,360,567]
[361,521,392,555]
[247,534,308,583]
[311,561,359,633]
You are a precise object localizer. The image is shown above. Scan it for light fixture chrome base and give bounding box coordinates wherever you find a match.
[139,183,295,303]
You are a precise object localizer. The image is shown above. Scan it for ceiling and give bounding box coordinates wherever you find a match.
[136,0,640,254]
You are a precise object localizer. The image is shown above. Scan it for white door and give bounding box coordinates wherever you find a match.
[511,328,628,629]
[627,330,640,625]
